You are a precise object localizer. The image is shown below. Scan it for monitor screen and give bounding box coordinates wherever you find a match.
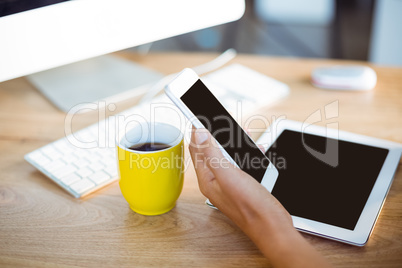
[0,0,69,17]
[0,0,245,83]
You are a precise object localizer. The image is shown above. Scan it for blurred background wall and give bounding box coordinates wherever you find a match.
[134,0,402,66]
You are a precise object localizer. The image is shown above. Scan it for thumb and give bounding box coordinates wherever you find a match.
[191,128,239,178]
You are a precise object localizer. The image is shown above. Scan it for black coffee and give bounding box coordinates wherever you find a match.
[128,142,170,152]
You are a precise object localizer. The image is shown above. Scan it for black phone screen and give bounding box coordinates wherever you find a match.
[180,79,270,182]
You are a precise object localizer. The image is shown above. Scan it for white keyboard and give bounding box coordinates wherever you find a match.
[25,64,289,198]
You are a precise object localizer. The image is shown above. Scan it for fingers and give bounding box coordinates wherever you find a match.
[188,127,216,195]
[189,126,240,180]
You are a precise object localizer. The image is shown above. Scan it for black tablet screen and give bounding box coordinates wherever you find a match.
[267,130,388,230]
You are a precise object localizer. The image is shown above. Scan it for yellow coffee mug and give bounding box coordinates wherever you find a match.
[117,122,184,215]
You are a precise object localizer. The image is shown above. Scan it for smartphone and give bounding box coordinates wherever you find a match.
[165,68,278,191]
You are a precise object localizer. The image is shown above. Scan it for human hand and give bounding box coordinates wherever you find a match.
[188,127,332,268]
[188,127,293,233]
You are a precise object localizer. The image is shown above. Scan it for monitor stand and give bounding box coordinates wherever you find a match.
[27,54,163,113]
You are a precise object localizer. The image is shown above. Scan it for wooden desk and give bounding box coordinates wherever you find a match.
[0,53,401,267]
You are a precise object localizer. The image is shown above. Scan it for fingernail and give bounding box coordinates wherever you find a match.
[194,129,208,145]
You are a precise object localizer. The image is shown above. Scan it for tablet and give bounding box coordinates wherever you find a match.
[257,120,402,246]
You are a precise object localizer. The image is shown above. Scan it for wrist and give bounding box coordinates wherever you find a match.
[235,193,295,241]
[240,211,331,267]
[236,202,301,258]
[242,208,298,247]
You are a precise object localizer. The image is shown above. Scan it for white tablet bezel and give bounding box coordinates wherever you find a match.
[257,119,402,246]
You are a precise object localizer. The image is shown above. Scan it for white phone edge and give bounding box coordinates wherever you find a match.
[164,68,279,196]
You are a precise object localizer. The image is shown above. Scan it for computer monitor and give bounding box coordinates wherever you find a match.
[0,0,245,111]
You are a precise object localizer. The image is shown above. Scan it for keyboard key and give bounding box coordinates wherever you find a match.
[63,153,78,164]
[70,179,95,194]
[106,150,116,157]
[87,153,101,163]
[41,146,62,160]
[104,166,118,177]
[72,159,90,169]
[108,137,116,147]
[53,140,74,154]
[31,153,51,166]
[53,165,77,178]
[28,151,43,160]
[100,157,115,167]
[88,162,104,172]
[41,145,57,155]
[89,171,111,185]
[75,131,96,142]
[76,167,93,178]
[109,161,117,169]
[85,148,99,155]
[95,147,111,155]
[60,173,81,186]
[43,160,66,172]
[73,149,89,159]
